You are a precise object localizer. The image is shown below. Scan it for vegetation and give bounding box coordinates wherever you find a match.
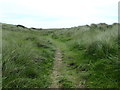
[2,23,119,88]
[2,24,55,88]
[51,23,119,88]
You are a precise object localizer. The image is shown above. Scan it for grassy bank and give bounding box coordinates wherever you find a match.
[2,24,55,88]
[51,23,119,88]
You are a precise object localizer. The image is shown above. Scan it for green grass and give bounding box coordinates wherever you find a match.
[2,23,119,88]
[50,23,119,88]
[2,25,55,88]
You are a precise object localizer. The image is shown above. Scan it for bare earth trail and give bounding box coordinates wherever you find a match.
[50,48,63,88]
[48,37,85,88]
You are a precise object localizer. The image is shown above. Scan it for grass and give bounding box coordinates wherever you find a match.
[2,23,120,88]
[2,24,55,88]
[50,23,119,88]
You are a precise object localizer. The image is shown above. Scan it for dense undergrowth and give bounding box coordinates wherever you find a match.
[51,23,119,88]
[2,24,55,88]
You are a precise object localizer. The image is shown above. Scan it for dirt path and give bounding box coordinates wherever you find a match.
[49,38,85,88]
[50,48,63,88]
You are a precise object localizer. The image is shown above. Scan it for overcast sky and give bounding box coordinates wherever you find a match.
[0,0,119,28]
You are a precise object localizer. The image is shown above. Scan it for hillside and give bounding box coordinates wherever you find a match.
[2,23,120,88]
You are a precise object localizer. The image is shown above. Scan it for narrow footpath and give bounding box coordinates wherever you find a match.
[49,38,85,88]
[50,48,63,88]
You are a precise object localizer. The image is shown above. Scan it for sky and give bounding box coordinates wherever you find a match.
[0,0,119,28]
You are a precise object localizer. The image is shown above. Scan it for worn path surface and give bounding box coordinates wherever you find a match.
[50,48,63,88]
[49,38,85,88]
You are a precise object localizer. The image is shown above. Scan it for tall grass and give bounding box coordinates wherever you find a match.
[2,23,119,88]
[52,23,119,88]
[2,26,55,88]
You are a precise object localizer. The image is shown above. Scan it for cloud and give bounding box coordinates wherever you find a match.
[0,0,119,28]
